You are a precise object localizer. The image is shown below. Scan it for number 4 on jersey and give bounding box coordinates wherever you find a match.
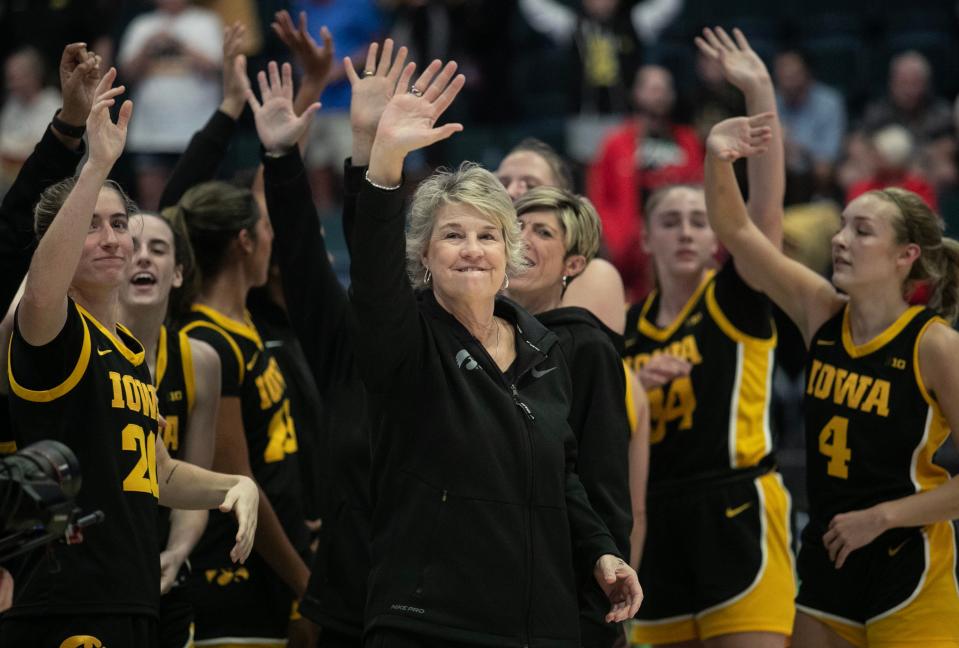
[819,415,851,479]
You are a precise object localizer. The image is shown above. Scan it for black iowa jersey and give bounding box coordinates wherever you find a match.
[155,324,195,547]
[804,305,951,525]
[181,305,308,557]
[7,299,159,616]
[624,263,776,487]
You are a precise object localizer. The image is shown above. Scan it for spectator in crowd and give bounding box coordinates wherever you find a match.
[0,0,117,76]
[117,0,223,211]
[774,48,846,203]
[861,50,953,144]
[519,0,640,115]
[847,124,938,211]
[0,47,61,196]
[588,63,703,299]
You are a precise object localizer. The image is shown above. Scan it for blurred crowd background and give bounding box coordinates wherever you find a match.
[1,0,959,520]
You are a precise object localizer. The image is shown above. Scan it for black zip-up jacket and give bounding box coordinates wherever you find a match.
[536,307,631,648]
[263,151,372,636]
[351,180,620,646]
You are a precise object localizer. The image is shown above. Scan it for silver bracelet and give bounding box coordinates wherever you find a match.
[364,169,401,191]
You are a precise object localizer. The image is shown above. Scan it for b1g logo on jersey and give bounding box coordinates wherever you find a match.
[60,636,103,648]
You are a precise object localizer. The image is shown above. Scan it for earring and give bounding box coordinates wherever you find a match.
[503,275,510,290]
[561,275,568,289]
[424,267,432,285]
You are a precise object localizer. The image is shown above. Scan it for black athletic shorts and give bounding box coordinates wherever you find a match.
[630,472,794,643]
[796,519,959,647]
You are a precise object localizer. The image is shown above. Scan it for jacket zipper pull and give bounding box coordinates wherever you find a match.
[510,384,535,421]
[441,489,448,502]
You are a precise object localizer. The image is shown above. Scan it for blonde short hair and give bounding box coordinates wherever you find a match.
[514,186,601,261]
[406,162,525,288]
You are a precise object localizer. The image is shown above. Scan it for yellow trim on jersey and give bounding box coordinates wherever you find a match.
[913,315,949,408]
[841,304,924,358]
[191,304,264,350]
[911,316,951,493]
[156,325,168,386]
[705,283,777,347]
[8,307,91,403]
[76,303,145,366]
[637,270,716,342]
[181,320,246,386]
[623,361,638,435]
[0,441,17,454]
[731,343,775,468]
[181,330,196,415]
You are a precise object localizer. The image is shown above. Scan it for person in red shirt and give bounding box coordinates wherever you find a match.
[588,64,703,299]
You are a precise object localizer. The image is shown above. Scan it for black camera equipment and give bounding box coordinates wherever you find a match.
[0,440,102,563]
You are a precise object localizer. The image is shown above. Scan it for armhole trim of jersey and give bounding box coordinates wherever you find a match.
[9,311,92,402]
[913,315,949,411]
[181,320,245,385]
[156,324,168,385]
[180,331,196,414]
[623,360,639,435]
[705,283,777,348]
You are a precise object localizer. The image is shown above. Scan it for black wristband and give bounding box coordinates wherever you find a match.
[52,109,85,138]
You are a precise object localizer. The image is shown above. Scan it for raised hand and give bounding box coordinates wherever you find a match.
[593,554,644,622]
[242,59,321,152]
[272,10,334,84]
[86,68,132,168]
[220,21,248,119]
[59,42,102,126]
[706,113,774,163]
[345,40,409,144]
[695,27,769,94]
[373,59,465,161]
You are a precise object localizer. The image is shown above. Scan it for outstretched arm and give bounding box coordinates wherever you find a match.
[155,434,258,565]
[696,27,784,248]
[350,58,465,389]
[18,69,130,346]
[703,115,843,344]
[0,43,99,313]
[158,338,220,593]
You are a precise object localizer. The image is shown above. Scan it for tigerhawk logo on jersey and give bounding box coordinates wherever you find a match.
[805,359,891,417]
[625,334,703,372]
[59,636,103,648]
[107,371,159,420]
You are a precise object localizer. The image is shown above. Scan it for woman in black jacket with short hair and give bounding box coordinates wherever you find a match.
[346,58,642,647]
